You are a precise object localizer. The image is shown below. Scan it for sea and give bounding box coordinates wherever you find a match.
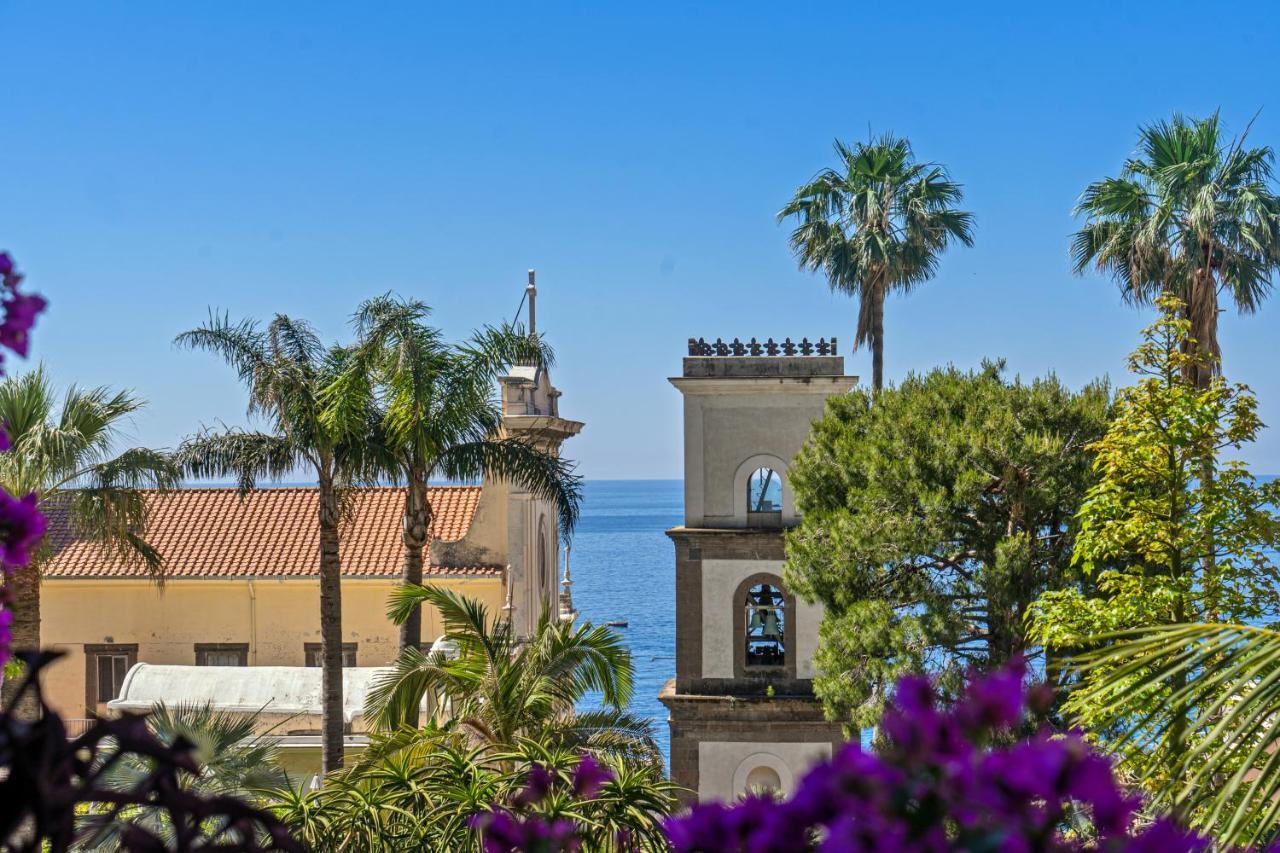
[570,480,681,765]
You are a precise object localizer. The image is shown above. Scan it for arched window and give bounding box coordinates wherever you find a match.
[744,765,782,793]
[744,582,786,668]
[538,528,549,606]
[747,467,782,516]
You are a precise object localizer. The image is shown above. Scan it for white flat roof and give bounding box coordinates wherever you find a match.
[106,664,401,723]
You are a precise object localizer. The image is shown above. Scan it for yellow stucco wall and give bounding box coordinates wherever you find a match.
[40,576,503,720]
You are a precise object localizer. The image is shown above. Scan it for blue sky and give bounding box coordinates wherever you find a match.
[3,1,1279,479]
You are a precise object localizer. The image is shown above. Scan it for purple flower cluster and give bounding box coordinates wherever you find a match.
[0,252,46,363]
[471,754,616,853]
[0,491,49,661]
[0,251,47,668]
[665,658,1211,852]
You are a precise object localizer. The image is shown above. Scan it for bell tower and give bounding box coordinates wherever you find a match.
[659,336,855,802]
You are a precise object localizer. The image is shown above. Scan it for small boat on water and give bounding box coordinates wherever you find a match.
[605,619,629,628]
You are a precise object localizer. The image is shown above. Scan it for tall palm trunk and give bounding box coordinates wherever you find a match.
[316,471,344,773]
[870,283,886,392]
[1190,266,1219,618]
[1187,265,1220,391]
[1,562,41,717]
[397,467,433,727]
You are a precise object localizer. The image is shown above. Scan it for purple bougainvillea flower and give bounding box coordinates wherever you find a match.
[956,656,1027,732]
[0,253,12,277]
[666,801,733,852]
[1126,818,1212,853]
[0,291,48,358]
[473,809,581,853]
[514,763,554,807]
[1064,747,1140,836]
[0,491,48,569]
[571,753,612,799]
[663,658,1216,853]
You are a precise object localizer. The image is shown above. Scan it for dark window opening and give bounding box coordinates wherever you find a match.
[85,643,138,715]
[304,643,358,667]
[744,582,786,668]
[194,643,249,666]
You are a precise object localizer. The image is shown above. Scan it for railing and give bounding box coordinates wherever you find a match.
[687,337,837,357]
[64,717,95,738]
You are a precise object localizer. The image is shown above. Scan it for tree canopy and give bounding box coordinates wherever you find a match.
[785,363,1110,729]
[1072,112,1280,388]
[1030,298,1280,809]
[0,367,179,709]
[322,294,581,659]
[778,134,974,390]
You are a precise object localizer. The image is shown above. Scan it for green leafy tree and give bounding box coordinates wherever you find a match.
[1072,112,1280,390]
[1030,298,1280,808]
[323,295,581,668]
[778,134,974,390]
[175,314,386,773]
[365,585,656,765]
[0,366,179,711]
[786,364,1109,729]
[77,702,288,848]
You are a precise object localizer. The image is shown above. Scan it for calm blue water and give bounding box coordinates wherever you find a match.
[571,480,681,765]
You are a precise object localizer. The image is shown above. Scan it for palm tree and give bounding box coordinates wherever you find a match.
[1072,112,1280,389]
[175,313,385,773]
[324,295,581,663]
[270,739,678,851]
[0,366,179,712]
[78,702,287,848]
[778,135,974,391]
[364,585,657,765]
[1070,624,1280,848]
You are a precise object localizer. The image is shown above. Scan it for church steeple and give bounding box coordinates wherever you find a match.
[491,270,584,638]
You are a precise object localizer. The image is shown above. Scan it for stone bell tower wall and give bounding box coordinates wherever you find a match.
[661,338,855,804]
[673,355,854,530]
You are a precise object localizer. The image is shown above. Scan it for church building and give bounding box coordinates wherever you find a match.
[660,336,855,802]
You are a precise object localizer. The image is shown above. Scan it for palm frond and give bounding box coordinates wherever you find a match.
[438,437,582,536]
[175,429,299,492]
[1070,623,1280,847]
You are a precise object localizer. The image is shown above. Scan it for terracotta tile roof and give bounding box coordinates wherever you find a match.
[43,486,499,580]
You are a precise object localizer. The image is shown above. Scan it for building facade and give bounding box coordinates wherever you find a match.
[40,276,582,731]
[659,338,855,802]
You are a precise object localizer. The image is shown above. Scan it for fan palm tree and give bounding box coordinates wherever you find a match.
[77,702,288,848]
[1072,112,1280,389]
[364,585,657,765]
[1069,623,1280,848]
[324,295,581,672]
[778,134,974,391]
[175,313,386,773]
[0,366,180,712]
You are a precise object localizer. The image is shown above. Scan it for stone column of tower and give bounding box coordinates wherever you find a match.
[558,545,576,623]
[493,270,584,638]
[659,337,855,803]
